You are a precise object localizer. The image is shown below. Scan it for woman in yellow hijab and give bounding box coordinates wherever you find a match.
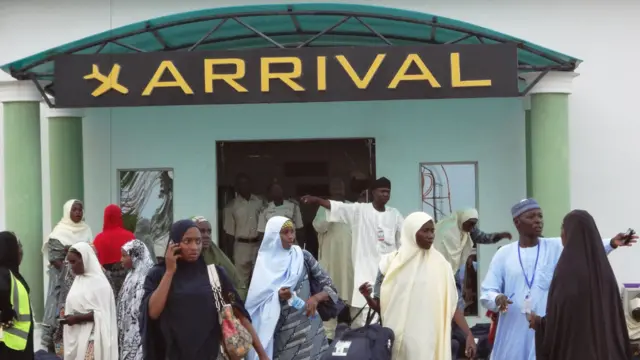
[377,212,474,360]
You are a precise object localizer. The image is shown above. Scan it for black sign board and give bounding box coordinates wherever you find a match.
[54,44,519,108]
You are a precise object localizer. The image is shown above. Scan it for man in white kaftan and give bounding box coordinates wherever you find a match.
[312,179,354,339]
[480,198,633,360]
[303,176,403,326]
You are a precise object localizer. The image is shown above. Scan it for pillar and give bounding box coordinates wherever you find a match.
[0,81,44,320]
[523,96,532,197]
[520,71,579,237]
[47,108,84,224]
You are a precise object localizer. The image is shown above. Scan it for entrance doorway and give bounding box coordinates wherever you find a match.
[216,138,376,258]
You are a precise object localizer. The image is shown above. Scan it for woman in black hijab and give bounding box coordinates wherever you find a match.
[529,210,632,360]
[140,219,268,360]
[0,231,34,360]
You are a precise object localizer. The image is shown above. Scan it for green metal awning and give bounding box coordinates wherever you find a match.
[1,3,580,106]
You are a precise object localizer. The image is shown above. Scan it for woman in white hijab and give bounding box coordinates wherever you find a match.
[42,199,93,351]
[245,216,338,360]
[376,212,472,360]
[62,242,118,360]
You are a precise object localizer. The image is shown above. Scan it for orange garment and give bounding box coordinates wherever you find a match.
[486,310,499,345]
[93,204,135,265]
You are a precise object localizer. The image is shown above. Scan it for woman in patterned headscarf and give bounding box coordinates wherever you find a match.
[117,240,154,360]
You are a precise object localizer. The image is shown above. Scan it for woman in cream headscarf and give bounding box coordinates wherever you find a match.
[433,209,479,274]
[361,212,476,360]
[42,199,93,351]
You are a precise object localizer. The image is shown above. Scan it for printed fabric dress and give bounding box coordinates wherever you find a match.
[272,250,339,360]
[117,240,155,360]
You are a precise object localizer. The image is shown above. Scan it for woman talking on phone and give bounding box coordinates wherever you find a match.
[140,219,269,360]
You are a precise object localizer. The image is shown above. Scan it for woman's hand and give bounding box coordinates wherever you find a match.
[464,334,477,359]
[495,294,512,312]
[527,311,540,330]
[164,243,181,274]
[278,287,292,301]
[62,315,79,326]
[611,232,638,248]
[359,282,373,298]
[0,320,14,328]
[50,260,64,270]
[305,295,319,317]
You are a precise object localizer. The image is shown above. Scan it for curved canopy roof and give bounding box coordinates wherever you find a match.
[1,3,580,104]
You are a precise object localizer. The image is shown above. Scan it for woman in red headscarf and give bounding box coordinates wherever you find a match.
[93,204,135,297]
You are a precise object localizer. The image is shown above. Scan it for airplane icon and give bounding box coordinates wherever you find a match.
[83,64,129,97]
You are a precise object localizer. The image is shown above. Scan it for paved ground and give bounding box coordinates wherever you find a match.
[34,325,46,352]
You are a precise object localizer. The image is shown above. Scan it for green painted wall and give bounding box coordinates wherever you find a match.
[49,117,84,224]
[529,93,570,237]
[3,101,43,320]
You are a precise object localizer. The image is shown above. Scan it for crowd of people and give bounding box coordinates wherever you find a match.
[0,174,637,360]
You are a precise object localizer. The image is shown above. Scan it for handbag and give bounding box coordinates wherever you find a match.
[206,265,253,359]
[305,256,346,321]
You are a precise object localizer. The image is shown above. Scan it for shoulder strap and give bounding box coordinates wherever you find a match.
[206,265,227,310]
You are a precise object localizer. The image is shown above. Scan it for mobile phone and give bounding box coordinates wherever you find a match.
[173,248,182,256]
[623,228,636,245]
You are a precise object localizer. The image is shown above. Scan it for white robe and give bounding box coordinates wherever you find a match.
[327,201,403,307]
[64,242,118,360]
[313,205,354,303]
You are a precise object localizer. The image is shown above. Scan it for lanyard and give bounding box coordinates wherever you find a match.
[517,242,540,292]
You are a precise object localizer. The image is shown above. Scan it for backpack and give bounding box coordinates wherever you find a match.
[322,309,395,360]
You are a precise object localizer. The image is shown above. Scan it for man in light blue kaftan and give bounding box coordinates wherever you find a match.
[480,199,631,360]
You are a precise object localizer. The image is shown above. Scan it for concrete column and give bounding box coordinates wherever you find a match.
[523,96,532,197]
[47,108,84,225]
[0,81,44,320]
[520,71,579,237]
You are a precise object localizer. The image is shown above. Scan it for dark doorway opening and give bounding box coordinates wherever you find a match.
[216,138,376,258]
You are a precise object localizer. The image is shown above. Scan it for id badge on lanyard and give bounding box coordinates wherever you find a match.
[518,243,540,314]
[523,294,532,314]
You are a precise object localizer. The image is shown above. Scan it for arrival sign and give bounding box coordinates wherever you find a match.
[54,44,519,108]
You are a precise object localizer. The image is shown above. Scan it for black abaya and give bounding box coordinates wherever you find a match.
[534,210,632,360]
[139,220,250,360]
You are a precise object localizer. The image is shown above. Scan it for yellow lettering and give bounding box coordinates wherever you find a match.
[336,54,385,89]
[142,61,193,96]
[83,64,129,97]
[388,54,441,89]
[317,56,327,91]
[260,57,304,92]
[450,52,492,87]
[204,58,248,93]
